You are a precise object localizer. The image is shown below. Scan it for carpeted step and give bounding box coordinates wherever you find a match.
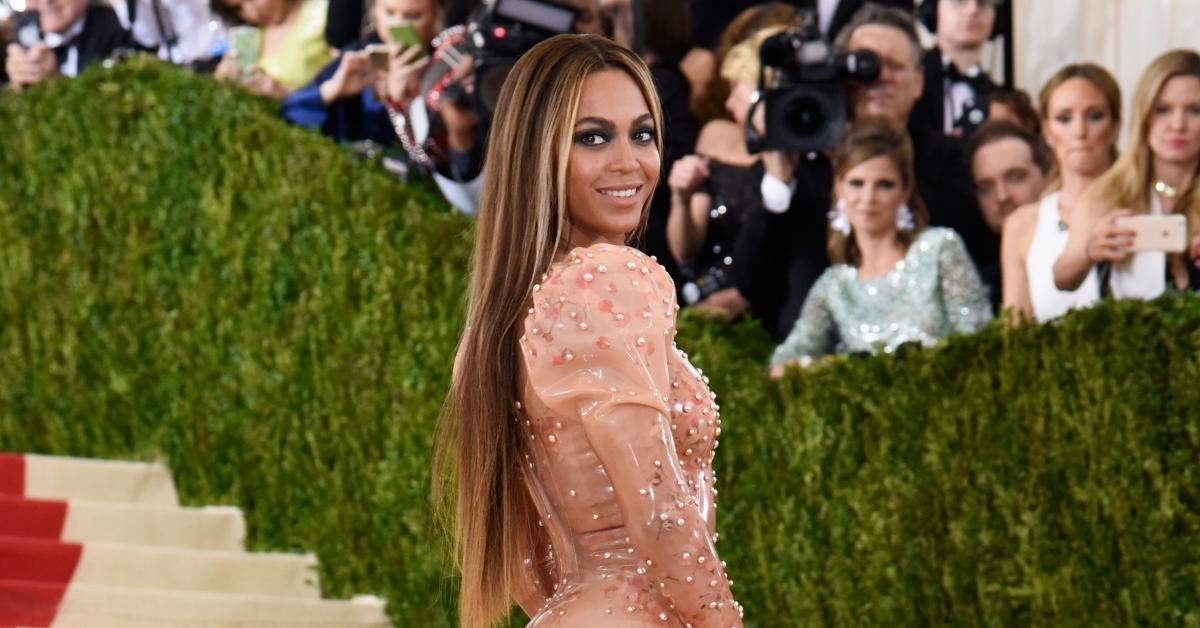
[0,536,321,599]
[0,580,390,627]
[1,453,177,506]
[0,495,246,551]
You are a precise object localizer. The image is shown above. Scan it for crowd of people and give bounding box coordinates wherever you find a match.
[3,0,1199,374]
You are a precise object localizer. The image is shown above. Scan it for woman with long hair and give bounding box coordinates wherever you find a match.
[1000,63,1121,321]
[434,34,742,627]
[770,120,992,375]
[1054,50,1200,296]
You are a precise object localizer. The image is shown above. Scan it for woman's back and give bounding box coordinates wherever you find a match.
[516,244,738,626]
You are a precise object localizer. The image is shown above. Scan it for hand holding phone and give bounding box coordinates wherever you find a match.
[365,43,390,71]
[1114,214,1188,253]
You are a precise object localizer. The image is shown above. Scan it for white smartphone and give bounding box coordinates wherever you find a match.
[1115,214,1187,253]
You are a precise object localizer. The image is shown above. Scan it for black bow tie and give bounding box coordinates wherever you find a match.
[944,61,983,87]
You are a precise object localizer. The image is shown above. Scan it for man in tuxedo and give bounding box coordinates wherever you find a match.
[4,0,134,90]
[731,4,996,340]
[911,0,1001,137]
[690,0,913,50]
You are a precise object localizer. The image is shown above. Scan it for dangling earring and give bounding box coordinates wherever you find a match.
[828,199,852,235]
[896,203,915,232]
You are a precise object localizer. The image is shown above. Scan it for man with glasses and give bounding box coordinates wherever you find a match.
[731,4,997,341]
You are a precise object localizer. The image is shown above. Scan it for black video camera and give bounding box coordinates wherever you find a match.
[454,0,579,118]
[751,11,880,153]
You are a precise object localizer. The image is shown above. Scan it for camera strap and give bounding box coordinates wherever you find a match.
[743,69,768,155]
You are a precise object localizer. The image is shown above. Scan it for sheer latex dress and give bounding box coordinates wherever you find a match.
[515,244,743,627]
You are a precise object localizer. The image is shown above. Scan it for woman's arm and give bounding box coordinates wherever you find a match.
[769,272,836,375]
[1053,190,1134,291]
[1000,203,1036,323]
[936,229,994,333]
[666,155,712,263]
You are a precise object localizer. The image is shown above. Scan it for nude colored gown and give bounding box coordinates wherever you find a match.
[515,244,743,627]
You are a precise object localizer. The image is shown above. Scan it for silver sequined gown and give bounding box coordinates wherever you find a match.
[770,227,993,368]
[515,244,743,627]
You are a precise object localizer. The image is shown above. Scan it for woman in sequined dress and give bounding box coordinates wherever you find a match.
[770,120,992,376]
[434,34,743,628]
[667,28,784,319]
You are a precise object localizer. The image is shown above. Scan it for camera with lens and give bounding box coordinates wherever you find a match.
[753,11,881,153]
[430,0,579,121]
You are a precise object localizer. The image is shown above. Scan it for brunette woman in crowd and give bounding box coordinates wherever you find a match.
[770,120,991,375]
[1055,50,1200,298]
[212,0,332,99]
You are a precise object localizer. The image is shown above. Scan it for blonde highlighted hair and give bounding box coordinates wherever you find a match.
[432,34,664,628]
[1089,50,1200,243]
[720,25,787,85]
[828,119,929,266]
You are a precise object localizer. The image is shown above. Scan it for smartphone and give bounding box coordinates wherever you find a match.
[365,43,390,70]
[227,26,262,70]
[1115,214,1187,253]
[389,24,426,58]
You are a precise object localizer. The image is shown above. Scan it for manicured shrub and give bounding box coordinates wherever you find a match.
[1,59,1198,626]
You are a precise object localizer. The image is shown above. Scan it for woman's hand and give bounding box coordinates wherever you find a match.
[1085,210,1137,263]
[769,364,788,380]
[667,155,710,201]
[213,54,242,81]
[243,69,290,100]
[381,44,430,105]
[319,50,373,104]
[695,287,749,322]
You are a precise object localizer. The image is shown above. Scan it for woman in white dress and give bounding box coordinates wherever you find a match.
[1000,63,1120,322]
[1054,50,1200,297]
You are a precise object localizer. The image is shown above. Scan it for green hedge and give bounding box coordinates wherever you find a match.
[2,59,1198,626]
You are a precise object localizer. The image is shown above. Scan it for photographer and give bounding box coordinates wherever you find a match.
[912,0,1001,137]
[282,0,441,149]
[732,4,996,340]
[4,0,135,91]
[417,0,620,215]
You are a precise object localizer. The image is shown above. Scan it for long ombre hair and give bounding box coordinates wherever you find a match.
[828,119,929,266]
[433,34,664,628]
[1089,50,1200,242]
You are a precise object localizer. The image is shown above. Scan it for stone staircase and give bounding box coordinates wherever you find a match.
[0,453,391,627]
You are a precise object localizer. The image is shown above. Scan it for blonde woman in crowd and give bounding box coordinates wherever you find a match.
[1001,63,1121,321]
[1055,50,1200,296]
[435,34,742,627]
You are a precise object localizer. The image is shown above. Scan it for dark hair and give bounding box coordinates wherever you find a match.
[829,118,930,266]
[988,87,1041,135]
[833,4,923,68]
[692,2,800,124]
[642,0,692,67]
[966,119,1052,175]
[210,0,245,26]
[917,0,1006,39]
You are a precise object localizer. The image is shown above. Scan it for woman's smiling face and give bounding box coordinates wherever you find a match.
[565,69,661,248]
